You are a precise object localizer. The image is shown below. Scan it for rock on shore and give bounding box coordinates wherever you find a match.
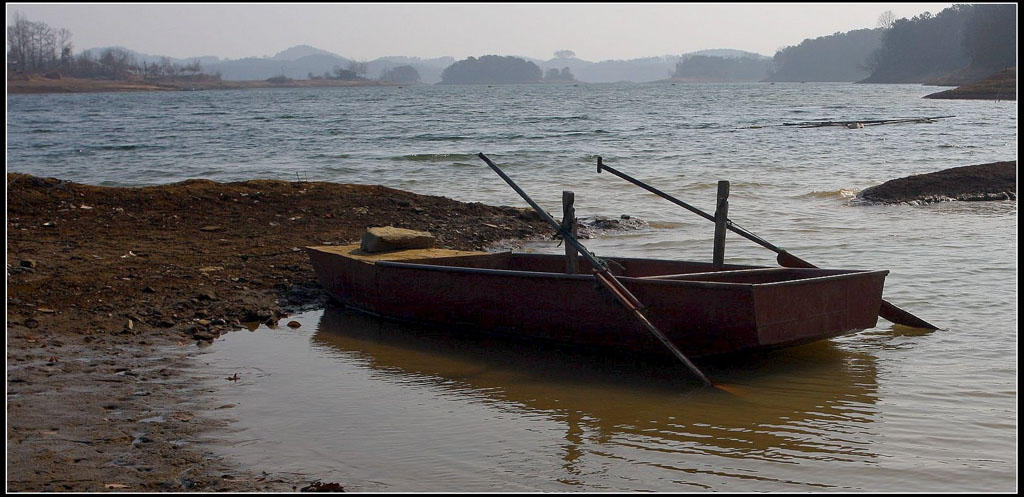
[856,161,1016,205]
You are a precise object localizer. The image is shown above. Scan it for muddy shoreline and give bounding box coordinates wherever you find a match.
[6,162,1016,491]
[6,174,552,492]
[6,74,399,94]
[923,66,1016,101]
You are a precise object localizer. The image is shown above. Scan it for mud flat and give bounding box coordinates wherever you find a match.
[5,174,552,491]
[856,161,1016,205]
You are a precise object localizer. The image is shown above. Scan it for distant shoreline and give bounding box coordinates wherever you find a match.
[6,75,404,94]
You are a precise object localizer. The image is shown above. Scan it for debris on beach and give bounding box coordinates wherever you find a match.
[300,481,345,492]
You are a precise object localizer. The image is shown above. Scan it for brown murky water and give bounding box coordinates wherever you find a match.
[193,298,1013,492]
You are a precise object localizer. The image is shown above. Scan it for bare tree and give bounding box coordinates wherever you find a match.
[877,10,897,29]
[184,59,202,77]
[332,65,357,80]
[57,28,73,68]
[346,61,368,76]
[98,47,138,80]
[7,12,72,73]
[6,11,31,71]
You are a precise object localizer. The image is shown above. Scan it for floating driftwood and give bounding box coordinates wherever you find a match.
[781,115,955,129]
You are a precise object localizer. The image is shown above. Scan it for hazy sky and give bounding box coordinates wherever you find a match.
[7,3,955,61]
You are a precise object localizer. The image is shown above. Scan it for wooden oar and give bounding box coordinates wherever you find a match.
[477,153,715,388]
[596,156,940,331]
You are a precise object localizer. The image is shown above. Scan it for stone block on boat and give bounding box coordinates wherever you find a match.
[360,226,436,252]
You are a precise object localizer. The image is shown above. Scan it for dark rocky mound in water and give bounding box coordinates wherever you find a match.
[856,161,1016,205]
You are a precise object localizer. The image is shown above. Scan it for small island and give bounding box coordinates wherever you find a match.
[437,55,543,85]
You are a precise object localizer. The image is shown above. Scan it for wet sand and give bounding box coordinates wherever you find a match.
[5,174,550,491]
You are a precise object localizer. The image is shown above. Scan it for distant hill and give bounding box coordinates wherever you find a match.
[364,56,455,84]
[686,49,769,60]
[536,50,769,84]
[204,53,353,81]
[74,45,774,84]
[79,46,220,67]
[574,56,681,83]
[671,55,771,82]
[202,49,454,83]
[271,44,338,61]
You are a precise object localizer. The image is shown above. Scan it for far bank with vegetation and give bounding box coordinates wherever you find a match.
[5,11,418,93]
[6,4,1017,93]
[6,73,397,94]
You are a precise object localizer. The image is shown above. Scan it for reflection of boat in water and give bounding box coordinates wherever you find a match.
[313,302,881,475]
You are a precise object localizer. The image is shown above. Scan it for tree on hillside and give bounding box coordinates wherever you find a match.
[330,65,360,80]
[861,4,975,83]
[765,28,882,82]
[380,65,421,83]
[961,3,1017,70]
[98,47,139,80]
[673,55,769,81]
[543,66,576,83]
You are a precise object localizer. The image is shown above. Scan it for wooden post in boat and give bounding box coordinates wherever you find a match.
[712,181,729,269]
[562,191,580,274]
[479,153,715,388]
[596,156,940,330]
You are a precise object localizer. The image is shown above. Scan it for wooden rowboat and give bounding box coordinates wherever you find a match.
[306,243,888,358]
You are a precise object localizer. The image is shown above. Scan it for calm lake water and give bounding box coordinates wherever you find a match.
[7,83,1017,491]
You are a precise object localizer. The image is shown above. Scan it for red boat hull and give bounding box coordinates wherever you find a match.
[307,245,887,358]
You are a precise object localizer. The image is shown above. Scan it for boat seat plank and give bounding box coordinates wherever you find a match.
[639,267,852,283]
[307,243,485,263]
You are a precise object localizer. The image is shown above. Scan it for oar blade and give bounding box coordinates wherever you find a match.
[776,251,817,269]
[879,301,941,331]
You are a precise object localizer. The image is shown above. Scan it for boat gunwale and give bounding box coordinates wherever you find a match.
[372,258,889,290]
